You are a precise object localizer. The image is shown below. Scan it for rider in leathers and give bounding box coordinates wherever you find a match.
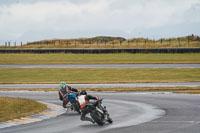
[59,82,78,108]
[78,90,98,123]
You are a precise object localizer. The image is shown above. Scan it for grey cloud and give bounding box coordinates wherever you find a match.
[0,0,90,5]
[0,0,200,43]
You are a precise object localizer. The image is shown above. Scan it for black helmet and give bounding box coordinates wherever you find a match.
[80,90,87,95]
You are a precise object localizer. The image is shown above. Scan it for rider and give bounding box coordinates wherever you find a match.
[59,82,78,108]
[78,90,99,123]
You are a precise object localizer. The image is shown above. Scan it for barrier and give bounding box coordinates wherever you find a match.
[0,48,200,54]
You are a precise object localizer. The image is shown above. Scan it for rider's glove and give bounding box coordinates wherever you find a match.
[96,96,99,101]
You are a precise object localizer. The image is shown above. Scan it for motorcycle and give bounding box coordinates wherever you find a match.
[87,99,113,126]
[66,92,81,114]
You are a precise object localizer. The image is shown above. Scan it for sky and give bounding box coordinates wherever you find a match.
[0,0,200,45]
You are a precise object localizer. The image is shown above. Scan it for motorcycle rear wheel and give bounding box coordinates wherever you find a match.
[71,100,81,114]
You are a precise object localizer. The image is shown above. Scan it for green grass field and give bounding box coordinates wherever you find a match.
[0,97,47,122]
[0,53,199,64]
[0,68,199,84]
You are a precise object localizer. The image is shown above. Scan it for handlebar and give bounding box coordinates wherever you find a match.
[92,98,103,106]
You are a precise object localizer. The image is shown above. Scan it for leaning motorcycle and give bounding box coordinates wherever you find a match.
[66,92,81,114]
[88,99,113,126]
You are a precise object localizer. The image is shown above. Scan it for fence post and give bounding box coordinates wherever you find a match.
[21,42,23,47]
[90,41,92,47]
[188,36,190,44]
[128,40,130,47]
[161,39,162,44]
[178,38,180,45]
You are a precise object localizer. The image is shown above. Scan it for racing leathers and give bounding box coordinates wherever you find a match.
[59,85,78,108]
[78,95,98,123]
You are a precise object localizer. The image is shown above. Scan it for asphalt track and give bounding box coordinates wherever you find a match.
[1,91,200,133]
[1,64,200,133]
[0,64,200,68]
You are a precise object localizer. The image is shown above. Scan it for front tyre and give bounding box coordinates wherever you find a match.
[90,110,105,126]
[107,115,113,123]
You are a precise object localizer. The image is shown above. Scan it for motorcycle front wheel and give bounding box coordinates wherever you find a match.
[90,110,105,126]
[107,115,113,123]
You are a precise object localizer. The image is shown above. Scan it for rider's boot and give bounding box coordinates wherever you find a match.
[63,98,67,108]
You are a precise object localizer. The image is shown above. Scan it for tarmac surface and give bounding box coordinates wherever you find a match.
[1,82,200,88]
[1,91,200,133]
[1,63,200,132]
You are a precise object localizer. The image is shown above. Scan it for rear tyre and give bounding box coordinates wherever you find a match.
[71,100,81,114]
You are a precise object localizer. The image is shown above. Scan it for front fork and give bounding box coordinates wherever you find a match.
[103,106,112,122]
[97,106,110,121]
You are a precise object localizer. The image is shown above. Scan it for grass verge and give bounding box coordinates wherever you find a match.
[0,87,200,94]
[0,68,199,84]
[0,53,199,64]
[0,97,47,122]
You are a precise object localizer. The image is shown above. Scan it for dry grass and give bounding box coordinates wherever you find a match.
[0,87,200,94]
[86,87,200,94]
[1,41,200,49]
[0,97,47,122]
[0,88,59,91]
[1,35,200,49]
